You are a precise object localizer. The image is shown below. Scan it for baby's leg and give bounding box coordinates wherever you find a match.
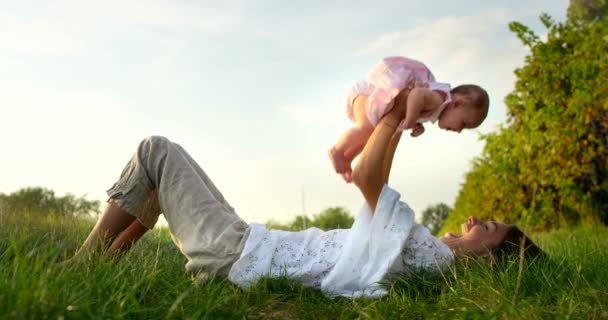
[329,97,373,182]
[329,127,366,174]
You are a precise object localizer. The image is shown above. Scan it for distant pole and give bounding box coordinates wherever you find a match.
[301,188,307,229]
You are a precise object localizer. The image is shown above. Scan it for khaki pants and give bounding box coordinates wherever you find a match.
[107,136,250,277]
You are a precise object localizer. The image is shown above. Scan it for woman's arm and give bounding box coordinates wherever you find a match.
[352,90,408,212]
[381,131,402,184]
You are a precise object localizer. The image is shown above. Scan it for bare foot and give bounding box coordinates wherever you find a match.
[328,146,349,174]
[329,147,355,183]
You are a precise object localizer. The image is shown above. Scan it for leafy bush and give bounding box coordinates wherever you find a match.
[442,7,608,233]
[267,207,354,231]
[0,187,100,217]
[420,203,451,236]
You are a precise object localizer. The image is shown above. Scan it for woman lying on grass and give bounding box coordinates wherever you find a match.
[71,89,544,298]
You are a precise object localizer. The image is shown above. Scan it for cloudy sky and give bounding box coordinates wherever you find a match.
[0,0,569,225]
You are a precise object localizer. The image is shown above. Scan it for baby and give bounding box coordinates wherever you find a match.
[329,56,489,182]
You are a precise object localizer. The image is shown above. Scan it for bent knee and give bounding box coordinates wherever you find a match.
[138,136,173,158]
[142,135,171,148]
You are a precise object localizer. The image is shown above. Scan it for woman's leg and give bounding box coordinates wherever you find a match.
[107,217,150,254]
[106,191,160,255]
[76,136,249,276]
[150,138,249,276]
[74,200,136,257]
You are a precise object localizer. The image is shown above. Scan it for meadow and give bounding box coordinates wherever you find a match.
[1,211,606,319]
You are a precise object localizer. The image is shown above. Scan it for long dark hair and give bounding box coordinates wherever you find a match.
[491,225,546,262]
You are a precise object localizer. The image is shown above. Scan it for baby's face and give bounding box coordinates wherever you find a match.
[438,101,485,133]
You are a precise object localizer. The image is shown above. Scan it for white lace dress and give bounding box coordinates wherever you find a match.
[228,185,454,298]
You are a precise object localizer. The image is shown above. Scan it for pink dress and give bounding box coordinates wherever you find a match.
[345,56,452,130]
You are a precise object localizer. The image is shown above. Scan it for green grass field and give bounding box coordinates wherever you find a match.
[1,211,606,319]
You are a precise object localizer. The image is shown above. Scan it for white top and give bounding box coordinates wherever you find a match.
[345,56,452,129]
[228,185,454,298]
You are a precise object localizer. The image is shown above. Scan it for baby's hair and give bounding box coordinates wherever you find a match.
[451,84,489,125]
[451,84,489,110]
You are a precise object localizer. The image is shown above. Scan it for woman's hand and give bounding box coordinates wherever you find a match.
[386,87,411,125]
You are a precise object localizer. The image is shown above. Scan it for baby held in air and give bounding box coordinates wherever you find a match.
[329,56,489,182]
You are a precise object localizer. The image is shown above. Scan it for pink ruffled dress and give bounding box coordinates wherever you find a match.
[345,56,452,130]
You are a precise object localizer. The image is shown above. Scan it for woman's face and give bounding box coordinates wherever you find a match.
[439,216,510,257]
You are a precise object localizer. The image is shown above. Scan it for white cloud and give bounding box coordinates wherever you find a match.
[59,0,241,32]
[0,0,241,57]
[0,15,85,56]
[280,104,328,122]
[279,103,344,124]
[359,9,514,66]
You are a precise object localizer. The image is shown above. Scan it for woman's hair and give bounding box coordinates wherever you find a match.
[491,225,546,262]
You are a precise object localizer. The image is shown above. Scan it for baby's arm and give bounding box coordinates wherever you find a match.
[401,87,444,130]
[410,123,425,137]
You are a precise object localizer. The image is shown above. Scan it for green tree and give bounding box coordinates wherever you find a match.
[0,187,100,217]
[289,207,354,231]
[266,207,354,231]
[310,207,354,230]
[441,9,608,234]
[265,219,291,231]
[568,0,608,22]
[288,216,310,231]
[420,203,451,236]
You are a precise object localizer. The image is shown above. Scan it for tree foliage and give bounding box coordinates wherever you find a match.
[441,8,608,233]
[0,187,100,217]
[568,0,608,22]
[267,207,354,231]
[420,203,451,236]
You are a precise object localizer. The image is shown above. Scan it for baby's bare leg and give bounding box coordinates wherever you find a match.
[329,127,369,173]
[330,96,373,181]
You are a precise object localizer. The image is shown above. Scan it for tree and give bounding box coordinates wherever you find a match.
[420,203,451,236]
[288,215,310,231]
[310,207,354,230]
[265,219,291,231]
[266,207,354,231]
[0,187,100,217]
[440,9,608,234]
[568,0,608,22]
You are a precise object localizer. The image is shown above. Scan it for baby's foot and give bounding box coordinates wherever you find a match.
[341,171,353,184]
[328,146,349,174]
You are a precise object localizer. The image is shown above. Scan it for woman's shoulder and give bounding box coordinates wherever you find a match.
[402,224,455,268]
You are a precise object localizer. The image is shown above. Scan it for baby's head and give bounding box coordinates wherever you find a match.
[438,84,489,133]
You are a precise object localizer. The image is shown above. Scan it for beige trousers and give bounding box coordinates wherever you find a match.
[107,136,250,277]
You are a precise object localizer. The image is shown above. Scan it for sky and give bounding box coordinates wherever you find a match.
[0,0,569,226]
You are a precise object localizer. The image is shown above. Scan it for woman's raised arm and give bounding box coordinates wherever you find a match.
[351,90,408,212]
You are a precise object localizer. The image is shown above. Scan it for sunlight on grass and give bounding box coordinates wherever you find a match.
[1,210,606,319]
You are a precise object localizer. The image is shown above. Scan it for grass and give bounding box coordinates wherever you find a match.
[1,210,607,320]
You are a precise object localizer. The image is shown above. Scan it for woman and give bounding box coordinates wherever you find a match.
[73,90,543,298]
